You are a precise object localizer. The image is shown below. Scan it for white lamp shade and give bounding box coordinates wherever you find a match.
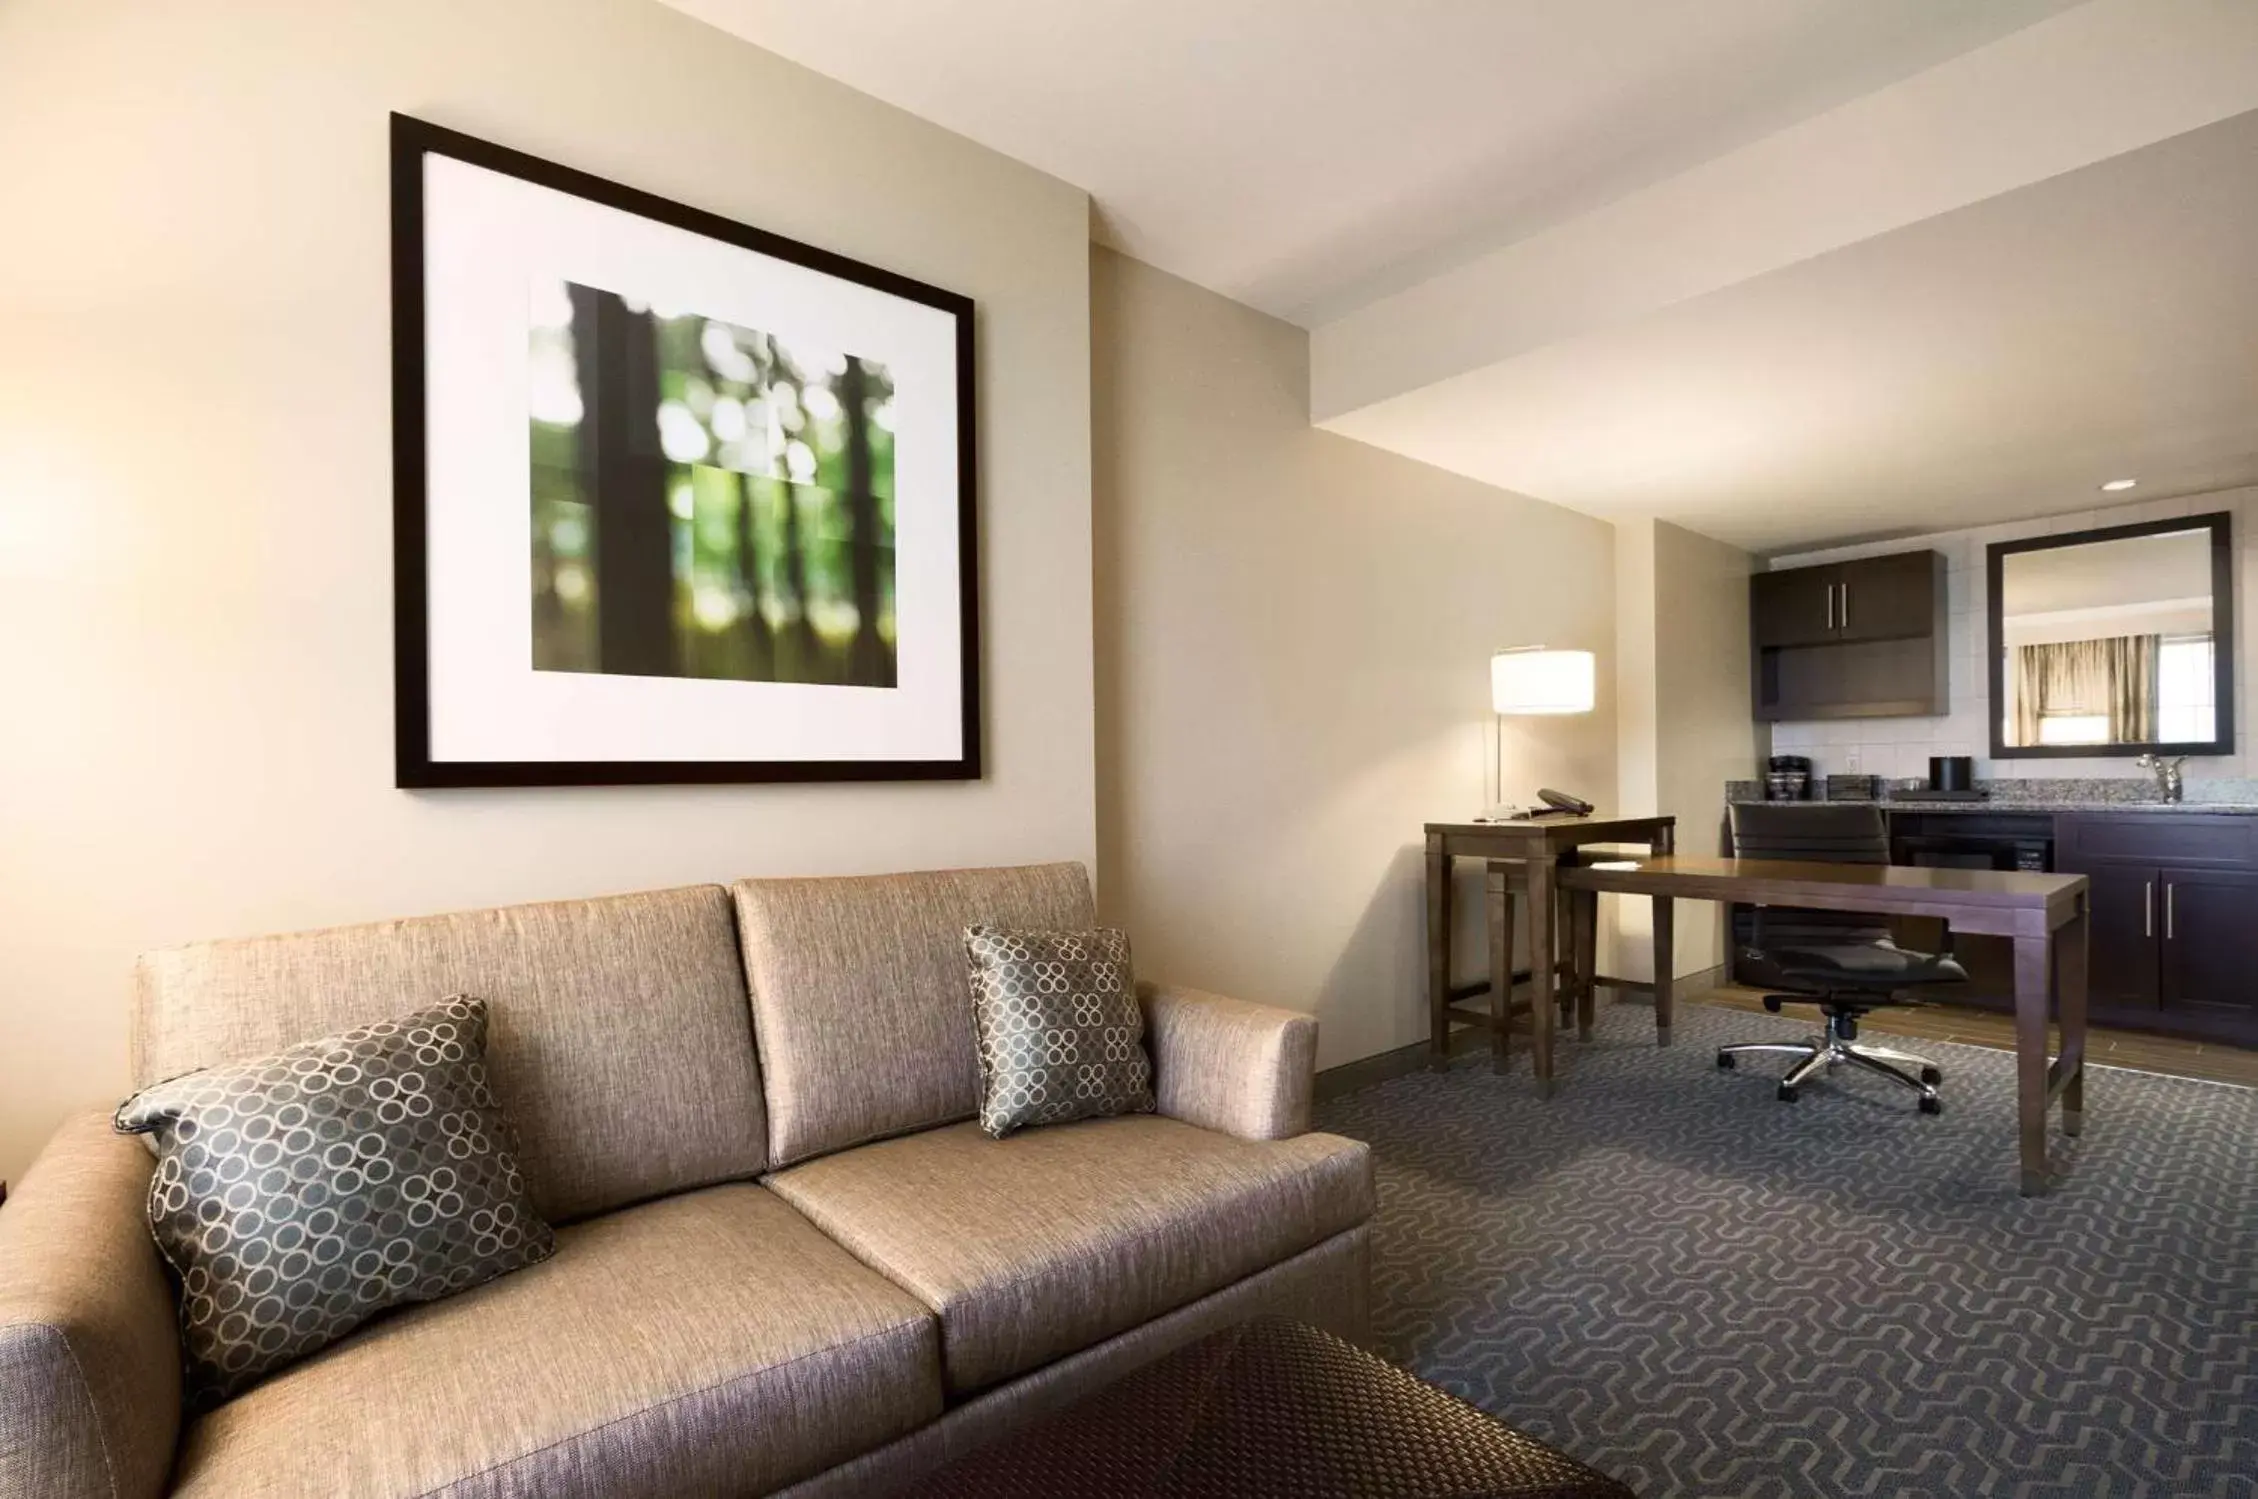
[1491,649,1595,715]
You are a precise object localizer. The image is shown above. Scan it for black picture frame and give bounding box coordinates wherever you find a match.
[390,113,980,788]
[1986,510,2235,760]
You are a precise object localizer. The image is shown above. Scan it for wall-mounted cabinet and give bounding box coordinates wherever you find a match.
[1750,550,1947,720]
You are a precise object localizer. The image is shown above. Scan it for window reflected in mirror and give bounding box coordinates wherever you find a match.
[1991,516,2232,756]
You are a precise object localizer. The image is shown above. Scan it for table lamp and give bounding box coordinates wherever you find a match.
[1485,647,1596,819]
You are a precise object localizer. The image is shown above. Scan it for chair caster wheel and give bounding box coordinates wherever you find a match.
[1716,1052,1736,1070]
[1920,1065,1943,1086]
[1776,1084,1798,1103]
[1918,1095,1942,1116]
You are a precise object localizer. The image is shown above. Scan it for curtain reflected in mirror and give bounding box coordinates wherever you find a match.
[1991,516,2231,754]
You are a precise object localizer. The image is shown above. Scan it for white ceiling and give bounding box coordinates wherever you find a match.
[663,0,2077,322]
[669,0,2258,556]
[1317,106,2258,554]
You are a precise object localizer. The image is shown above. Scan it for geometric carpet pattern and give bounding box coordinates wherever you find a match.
[1316,1000,2258,1498]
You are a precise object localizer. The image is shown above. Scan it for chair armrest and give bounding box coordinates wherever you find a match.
[1137,981,1318,1141]
[0,1110,180,1499]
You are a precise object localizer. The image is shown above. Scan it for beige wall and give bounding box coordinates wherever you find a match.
[1613,518,1756,982]
[0,0,1094,1182]
[1092,249,1617,1070]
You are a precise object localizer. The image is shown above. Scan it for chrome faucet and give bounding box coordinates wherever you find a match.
[2135,753,2186,803]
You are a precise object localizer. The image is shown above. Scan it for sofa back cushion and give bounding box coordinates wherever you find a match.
[132,885,766,1223]
[733,863,1096,1167]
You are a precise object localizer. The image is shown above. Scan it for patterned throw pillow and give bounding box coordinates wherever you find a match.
[114,996,554,1408]
[964,925,1154,1139]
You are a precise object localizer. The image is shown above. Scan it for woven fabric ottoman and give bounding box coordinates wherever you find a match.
[905,1317,1636,1498]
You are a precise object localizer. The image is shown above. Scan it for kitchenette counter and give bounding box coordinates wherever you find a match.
[1716,778,2258,1048]
[1723,776,2258,816]
[1727,798,2258,815]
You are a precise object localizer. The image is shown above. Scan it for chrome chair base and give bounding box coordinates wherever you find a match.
[1717,1009,1943,1114]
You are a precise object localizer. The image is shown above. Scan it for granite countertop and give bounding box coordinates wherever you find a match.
[1724,777,2258,815]
[1726,797,2258,815]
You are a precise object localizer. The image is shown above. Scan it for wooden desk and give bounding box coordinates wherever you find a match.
[1558,855,2090,1196]
[1425,815,1677,1095]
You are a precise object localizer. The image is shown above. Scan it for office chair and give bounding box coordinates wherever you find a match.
[1720,802,1963,1114]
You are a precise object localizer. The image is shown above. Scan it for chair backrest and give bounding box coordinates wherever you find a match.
[1727,802,1892,948]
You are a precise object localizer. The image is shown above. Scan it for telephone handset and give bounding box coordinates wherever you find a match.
[1475,788,1596,823]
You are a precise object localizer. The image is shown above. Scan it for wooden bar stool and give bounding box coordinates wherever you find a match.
[1425,817,1676,1095]
[1478,859,1600,1089]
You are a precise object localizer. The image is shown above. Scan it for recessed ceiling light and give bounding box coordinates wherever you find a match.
[2100,478,2138,492]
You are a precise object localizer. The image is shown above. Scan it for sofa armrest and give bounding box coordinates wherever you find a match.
[0,1110,180,1499]
[1137,981,1318,1141]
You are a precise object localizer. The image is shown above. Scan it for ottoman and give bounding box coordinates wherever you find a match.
[905,1316,1636,1498]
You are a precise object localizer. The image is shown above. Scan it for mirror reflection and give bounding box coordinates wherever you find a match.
[1995,522,2222,751]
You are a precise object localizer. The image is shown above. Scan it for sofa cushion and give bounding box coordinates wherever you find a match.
[764,1116,1375,1395]
[115,996,554,1409]
[166,1183,942,1499]
[733,864,1096,1167]
[133,885,766,1223]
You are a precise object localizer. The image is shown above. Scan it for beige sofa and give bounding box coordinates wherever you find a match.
[0,863,1373,1498]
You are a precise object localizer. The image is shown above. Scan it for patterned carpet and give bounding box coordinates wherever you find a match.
[1315,999,2258,1498]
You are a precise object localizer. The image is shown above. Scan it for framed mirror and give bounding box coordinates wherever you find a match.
[1987,511,2234,759]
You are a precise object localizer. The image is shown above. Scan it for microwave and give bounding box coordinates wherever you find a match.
[1891,830,2053,873]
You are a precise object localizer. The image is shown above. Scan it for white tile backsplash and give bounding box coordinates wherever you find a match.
[1764,486,2258,784]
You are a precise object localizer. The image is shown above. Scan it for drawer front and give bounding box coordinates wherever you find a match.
[2056,813,2258,871]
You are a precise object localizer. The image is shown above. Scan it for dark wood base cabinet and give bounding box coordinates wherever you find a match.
[2049,814,2258,1043]
[1733,809,2258,1049]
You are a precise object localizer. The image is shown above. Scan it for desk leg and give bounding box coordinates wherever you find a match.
[1651,893,1676,1048]
[1487,866,1516,1075]
[2012,931,2054,1196]
[1571,886,1598,1042]
[1527,854,1559,1098]
[2058,905,2088,1139]
[1426,838,1451,1073]
[1651,823,1676,1046]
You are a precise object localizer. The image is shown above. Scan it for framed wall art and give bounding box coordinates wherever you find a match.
[391,114,978,786]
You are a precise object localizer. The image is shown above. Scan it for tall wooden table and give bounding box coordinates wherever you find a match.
[1425,815,1677,1096]
[1559,855,2089,1196]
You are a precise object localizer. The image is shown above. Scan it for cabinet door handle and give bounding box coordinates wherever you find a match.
[2145,880,2154,938]
[1839,582,1849,631]
[2165,881,2175,940]
[1825,583,1836,630]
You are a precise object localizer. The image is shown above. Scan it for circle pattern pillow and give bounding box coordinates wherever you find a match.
[113,995,554,1409]
[964,925,1154,1138]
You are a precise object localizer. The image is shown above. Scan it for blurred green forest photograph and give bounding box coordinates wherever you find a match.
[529,279,898,689]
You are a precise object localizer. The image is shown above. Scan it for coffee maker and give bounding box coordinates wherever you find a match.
[1765,754,1812,801]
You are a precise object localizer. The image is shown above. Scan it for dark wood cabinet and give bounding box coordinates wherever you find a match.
[1751,552,1943,649]
[1753,808,2258,1048]
[1751,550,1947,720]
[2160,867,2258,1020]
[1750,567,1839,649]
[1833,551,1940,644]
[2053,813,2258,1042]
[2078,865,2160,1011]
